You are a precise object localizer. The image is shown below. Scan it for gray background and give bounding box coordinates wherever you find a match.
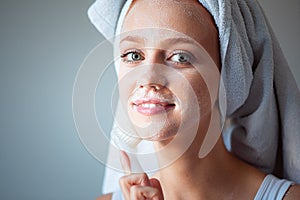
[0,0,299,199]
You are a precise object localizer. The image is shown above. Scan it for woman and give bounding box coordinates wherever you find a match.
[88,0,300,199]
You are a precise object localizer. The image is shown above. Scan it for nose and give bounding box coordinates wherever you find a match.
[139,83,163,91]
[135,50,168,91]
[136,63,167,91]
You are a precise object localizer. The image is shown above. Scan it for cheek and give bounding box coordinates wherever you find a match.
[197,78,211,104]
[118,67,137,102]
[186,73,212,116]
[118,63,128,78]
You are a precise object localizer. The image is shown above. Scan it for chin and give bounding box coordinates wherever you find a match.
[135,121,180,142]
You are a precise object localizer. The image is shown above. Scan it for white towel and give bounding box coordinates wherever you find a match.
[87,0,300,192]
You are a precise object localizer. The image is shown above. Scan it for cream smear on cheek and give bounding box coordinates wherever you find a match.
[121,66,195,141]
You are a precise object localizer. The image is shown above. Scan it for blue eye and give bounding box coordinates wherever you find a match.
[121,51,144,63]
[169,52,191,64]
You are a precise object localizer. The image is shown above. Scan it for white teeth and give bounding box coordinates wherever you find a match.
[141,103,158,108]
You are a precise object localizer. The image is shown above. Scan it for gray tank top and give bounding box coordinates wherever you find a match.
[254,174,294,200]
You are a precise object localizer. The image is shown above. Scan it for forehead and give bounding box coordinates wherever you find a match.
[121,0,218,46]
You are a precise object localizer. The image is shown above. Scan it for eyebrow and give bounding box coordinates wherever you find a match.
[120,35,198,46]
[120,35,145,44]
[162,37,198,46]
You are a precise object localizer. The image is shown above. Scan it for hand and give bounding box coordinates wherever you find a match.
[119,150,164,200]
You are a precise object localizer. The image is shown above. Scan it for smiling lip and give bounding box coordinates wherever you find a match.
[132,98,175,116]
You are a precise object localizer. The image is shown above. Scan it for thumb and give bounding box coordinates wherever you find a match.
[120,150,131,174]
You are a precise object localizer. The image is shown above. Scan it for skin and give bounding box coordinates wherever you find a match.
[97,0,300,199]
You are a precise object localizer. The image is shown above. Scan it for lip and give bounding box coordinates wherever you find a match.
[131,98,176,116]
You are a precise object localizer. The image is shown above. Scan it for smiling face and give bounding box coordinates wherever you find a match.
[117,0,220,143]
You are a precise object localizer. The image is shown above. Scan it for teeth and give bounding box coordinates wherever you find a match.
[141,103,159,108]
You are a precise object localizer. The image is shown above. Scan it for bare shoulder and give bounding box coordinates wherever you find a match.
[284,184,300,200]
[96,193,113,200]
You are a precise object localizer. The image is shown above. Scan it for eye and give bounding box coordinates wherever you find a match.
[120,50,144,63]
[168,51,192,65]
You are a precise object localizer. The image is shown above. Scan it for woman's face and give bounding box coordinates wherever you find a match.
[117,0,220,143]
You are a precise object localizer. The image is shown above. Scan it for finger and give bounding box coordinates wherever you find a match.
[120,150,131,174]
[119,175,131,200]
[130,185,164,200]
[119,173,151,200]
[120,173,151,188]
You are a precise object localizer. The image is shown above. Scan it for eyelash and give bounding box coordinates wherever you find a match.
[120,49,193,66]
[167,50,192,65]
[120,50,144,64]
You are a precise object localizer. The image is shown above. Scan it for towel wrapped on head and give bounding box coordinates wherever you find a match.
[87,0,300,192]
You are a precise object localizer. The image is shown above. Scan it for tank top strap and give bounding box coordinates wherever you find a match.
[254,174,294,200]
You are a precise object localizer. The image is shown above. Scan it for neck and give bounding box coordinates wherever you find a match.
[153,137,264,200]
[154,136,232,199]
